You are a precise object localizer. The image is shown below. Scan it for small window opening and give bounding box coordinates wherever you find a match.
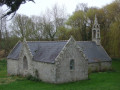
[23,56,28,70]
[93,30,96,38]
[97,33,100,38]
[70,59,75,70]
[97,30,100,38]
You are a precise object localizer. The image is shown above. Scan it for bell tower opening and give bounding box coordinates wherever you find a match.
[93,30,96,38]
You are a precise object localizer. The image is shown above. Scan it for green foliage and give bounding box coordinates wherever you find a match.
[67,10,88,41]
[108,21,120,58]
[57,26,71,40]
[0,37,20,56]
[26,75,40,82]
[0,59,7,78]
[66,0,120,58]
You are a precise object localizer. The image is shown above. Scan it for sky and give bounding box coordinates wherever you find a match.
[3,0,115,16]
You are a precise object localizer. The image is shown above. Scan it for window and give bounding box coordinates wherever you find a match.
[70,59,75,70]
[97,33,100,38]
[97,30,100,38]
[93,30,96,38]
[23,56,28,70]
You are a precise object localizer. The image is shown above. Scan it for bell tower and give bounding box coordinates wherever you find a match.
[92,15,101,45]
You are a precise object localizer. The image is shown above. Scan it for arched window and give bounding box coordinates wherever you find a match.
[70,59,75,70]
[93,30,96,38]
[23,56,28,70]
[97,30,100,38]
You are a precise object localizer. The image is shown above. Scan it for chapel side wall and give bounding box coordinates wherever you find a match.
[101,61,112,70]
[88,61,112,72]
[7,59,18,75]
[55,41,88,83]
[33,61,56,83]
[88,63,100,72]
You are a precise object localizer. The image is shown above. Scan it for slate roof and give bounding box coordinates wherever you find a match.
[27,41,66,63]
[7,42,22,60]
[77,41,111,63]
[7,41,111,63]
[7,41,67,63]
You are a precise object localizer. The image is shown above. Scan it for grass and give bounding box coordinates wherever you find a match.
[0,59,7,78]
[0,58,120,90]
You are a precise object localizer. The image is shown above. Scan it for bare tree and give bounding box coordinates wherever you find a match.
[75,3,88,12]
[10,14,34,39]
[0,8,7,41]
[42,4,67,40]
[30,15,43,40]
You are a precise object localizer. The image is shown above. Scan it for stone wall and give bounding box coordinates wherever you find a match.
[18,41,34,76]
[88,63,100,72]
[7,41,56,83]
[88,61,112,72]
[33,61,56,83]
[55,37,88,83]
[7,59,18,75]
[101,62,112,70]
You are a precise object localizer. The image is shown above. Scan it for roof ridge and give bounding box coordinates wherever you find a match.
[26,40,68,42]
[77,41,94,42]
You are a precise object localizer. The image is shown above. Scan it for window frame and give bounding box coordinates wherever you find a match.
[70,59,75,70]
[93,30,96,38]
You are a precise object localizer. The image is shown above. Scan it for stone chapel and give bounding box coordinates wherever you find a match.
[7,16,111,83]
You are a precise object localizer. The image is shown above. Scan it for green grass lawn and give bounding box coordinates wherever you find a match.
[0,58,120,90]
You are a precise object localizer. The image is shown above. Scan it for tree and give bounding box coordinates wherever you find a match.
[0,8,7,41]
[104,0,120,57]
[67,4,88,41]
[75,3,88,12]
[57,26,70,40]
[41,4,66,41]
[30,16,43,40]
[0,8,11,55]
[0,0,34,18]
[109,21,120,58]
[10,14,34,40]
[42,16,54,40]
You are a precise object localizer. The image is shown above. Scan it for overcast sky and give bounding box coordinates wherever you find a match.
[3,0,115,16]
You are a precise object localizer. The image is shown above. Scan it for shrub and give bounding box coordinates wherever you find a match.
[26,75,40,82]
